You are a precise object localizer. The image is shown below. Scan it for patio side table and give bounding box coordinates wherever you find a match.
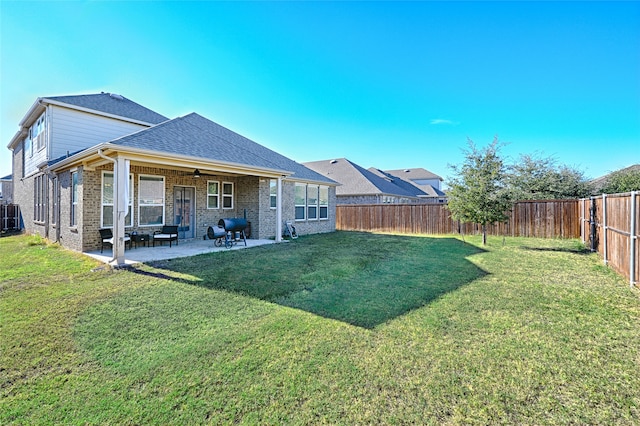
[131,233,150,248]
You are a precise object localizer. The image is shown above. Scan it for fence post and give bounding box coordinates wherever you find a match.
[631,191,637,288]
[602,194,608,264]
[590,197,596,252]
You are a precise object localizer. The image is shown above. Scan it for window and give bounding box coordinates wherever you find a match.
[222,182,233,209]
[102,172,133,228]
[270,179,277,209]
[319,186,329,219]
[207,181,219,209]
[138,175,164,226]
[52,177,58,226]
[33,175,47,222]
[295,183,329,221]
[295,183,306,220]
[24,133,32,159]
[70,171,78,227]
[307,185,318,220]
[33,114,46,151]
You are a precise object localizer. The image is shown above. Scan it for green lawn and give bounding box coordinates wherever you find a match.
[1,232,639,424]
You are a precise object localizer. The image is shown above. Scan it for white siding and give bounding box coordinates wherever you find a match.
[49,105,148,160]
[23,140,45,177]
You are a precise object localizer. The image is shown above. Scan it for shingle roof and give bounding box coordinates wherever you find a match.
[46,93,168,124]
[110,113,335,183]
[376,167,446,197]
[590,164,640,191]
[303,158,419,197]
[383,168,443,181]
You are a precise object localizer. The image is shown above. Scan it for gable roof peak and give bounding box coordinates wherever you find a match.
[44,92,169,125]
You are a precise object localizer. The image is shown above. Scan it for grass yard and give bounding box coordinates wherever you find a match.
[1,232,639,424]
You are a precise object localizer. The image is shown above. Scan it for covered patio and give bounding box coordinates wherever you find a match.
[84,237,277,265]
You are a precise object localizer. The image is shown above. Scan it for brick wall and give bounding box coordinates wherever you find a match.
[14,158,337,252]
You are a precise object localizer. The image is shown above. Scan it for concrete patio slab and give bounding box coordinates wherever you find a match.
[84,237,277,265]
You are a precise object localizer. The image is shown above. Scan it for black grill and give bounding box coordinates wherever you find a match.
[207,218,248,248]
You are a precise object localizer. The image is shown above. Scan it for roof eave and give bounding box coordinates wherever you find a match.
[48,143,296,178]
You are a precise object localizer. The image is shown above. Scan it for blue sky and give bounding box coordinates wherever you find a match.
[1,1,639,184]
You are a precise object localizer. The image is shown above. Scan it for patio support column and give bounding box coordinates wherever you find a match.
[112,156,129,266]
[275,176,283,242]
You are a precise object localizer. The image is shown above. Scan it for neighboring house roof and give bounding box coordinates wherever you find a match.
[0,175,11,181]
[303,158,419,197]
[55,113,335,184]
[384,167,443,182]
[46,93,169,125]
[590,164,640,192]
[376,167,446,198]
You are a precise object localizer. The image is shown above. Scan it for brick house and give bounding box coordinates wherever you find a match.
[304,158,446,204]
[0,175,12,204]
[8,93,336,263]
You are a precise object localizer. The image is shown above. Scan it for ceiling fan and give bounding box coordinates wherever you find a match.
[190,168,217,178]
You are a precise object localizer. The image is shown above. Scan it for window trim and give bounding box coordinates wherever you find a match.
[269,179,277,209]
[52,177,58,227]
[307,184,319,221]
[33,175,47,223]
[222,181,234,210]
[70,171,78,227]
[34,114,46,152]
[101,171,133,228]
[138,174,165,227]
[319,185,329,220]
[206,180,220,209]
[295,183,306,221]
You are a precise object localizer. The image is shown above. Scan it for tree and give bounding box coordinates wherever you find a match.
[508,154,592,200]
[446,138,512,245]
[600,167,640,194]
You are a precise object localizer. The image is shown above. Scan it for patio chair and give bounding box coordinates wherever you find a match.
[99,228,131,253]
[153,225,179,247]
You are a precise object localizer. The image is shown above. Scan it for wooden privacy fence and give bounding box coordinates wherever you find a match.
[1,204,21,231]
[580,192,639,287]
[336,199,580,239]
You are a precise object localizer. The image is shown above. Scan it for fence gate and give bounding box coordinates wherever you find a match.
[1,204,21,231]
[580,192,639,288]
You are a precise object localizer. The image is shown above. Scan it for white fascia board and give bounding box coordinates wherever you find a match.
[17,98,46,128]
[7,129,28,150]
[48,143,294,178]
[283,175,339,186]
[7,98,46,150]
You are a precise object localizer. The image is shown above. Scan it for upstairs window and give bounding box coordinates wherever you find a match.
[24,134,32,159]
[32,114,46,152]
